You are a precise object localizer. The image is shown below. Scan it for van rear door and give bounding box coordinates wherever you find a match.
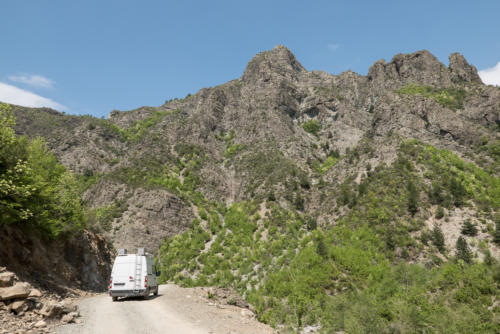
[111,255,136,291]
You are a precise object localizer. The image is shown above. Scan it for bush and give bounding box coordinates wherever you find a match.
[435,206,445,219]
[305,216,317,230]
[302,120,321,136]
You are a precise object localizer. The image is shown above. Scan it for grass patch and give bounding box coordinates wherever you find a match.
[398,84,466,111]
[313,156,338,174]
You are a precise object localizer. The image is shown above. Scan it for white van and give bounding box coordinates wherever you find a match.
[109,248,160,301]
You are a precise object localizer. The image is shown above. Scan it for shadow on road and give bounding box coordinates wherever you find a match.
[114,294,161,302]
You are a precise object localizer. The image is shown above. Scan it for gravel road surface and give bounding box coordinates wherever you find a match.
[55,284,276,334]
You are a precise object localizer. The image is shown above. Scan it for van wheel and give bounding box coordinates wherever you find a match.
[154,286,159,296]
[143,288,150,300]
[112,296,118,302]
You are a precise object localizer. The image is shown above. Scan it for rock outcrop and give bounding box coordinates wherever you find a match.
[449,52,483,84]
[0,225,112,292]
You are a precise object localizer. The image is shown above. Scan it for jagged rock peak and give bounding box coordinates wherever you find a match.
[242,45,306,82]
[367,50,452,87]
[449,52,483,84]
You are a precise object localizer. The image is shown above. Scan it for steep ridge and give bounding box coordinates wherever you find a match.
[9,46,500,332]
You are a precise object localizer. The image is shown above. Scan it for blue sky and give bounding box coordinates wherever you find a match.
[1,0,499,117]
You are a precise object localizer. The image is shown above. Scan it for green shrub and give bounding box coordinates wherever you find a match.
[313,156,338,175]
[398,84,466,111]
[435,206,445,219]
[302,120,321,136]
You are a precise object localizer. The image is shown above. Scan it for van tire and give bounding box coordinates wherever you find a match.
[143,288,150,300]
[112,296,118,302]
[154,286,159,296]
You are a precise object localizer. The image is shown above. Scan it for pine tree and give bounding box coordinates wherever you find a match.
[461,219,478,236]
[432,225,445,253]
[316,238,328,259]
[407,181,418,216]
[456,236,472,264]
[435,206,445,219]
[450,177,466,207]
[494,219,500,246]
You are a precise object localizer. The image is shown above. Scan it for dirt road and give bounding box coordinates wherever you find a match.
[55,284,276,334]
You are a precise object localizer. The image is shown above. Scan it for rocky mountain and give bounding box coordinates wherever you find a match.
[12,46,499,250]
[9,46,500,332]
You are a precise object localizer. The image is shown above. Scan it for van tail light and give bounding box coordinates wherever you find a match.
[109,278,112,289]
[144,276,148,288]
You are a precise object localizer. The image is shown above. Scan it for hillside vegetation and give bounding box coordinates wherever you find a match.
[158,140,500,332]
[10,46,500,332]
[0,103,84,237]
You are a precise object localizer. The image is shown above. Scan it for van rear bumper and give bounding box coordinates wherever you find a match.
[109,289,147,297]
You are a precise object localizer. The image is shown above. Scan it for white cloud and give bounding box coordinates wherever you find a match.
[479,61,500,86]
[0,82,66,110]
[8,74,54,89]
[328,44,340,52]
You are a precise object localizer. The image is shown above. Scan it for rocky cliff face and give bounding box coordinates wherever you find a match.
[0,225,112,293]
[11,46,500,254]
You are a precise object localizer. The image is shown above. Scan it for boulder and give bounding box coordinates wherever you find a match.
[34,320,47,328]
[9,299,28,314]
[28,289,42,298]
[61,311,79,323]
[0,283,30,301]
[61,301,77,314]
[40,302,64,318]
[0,272,15,287]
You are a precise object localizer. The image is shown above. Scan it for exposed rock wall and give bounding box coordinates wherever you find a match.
[0,226,112,293]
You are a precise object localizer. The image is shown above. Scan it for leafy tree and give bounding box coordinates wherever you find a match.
[456,236,473,264]
[0,103,84,237]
